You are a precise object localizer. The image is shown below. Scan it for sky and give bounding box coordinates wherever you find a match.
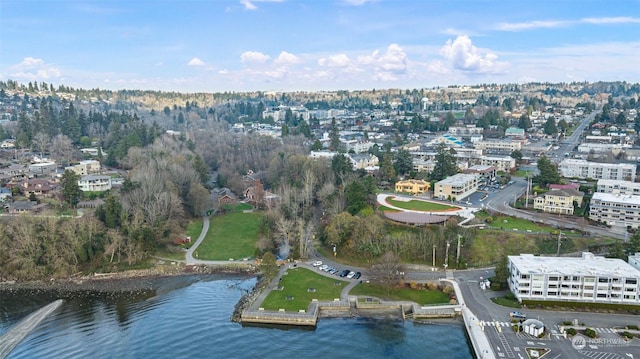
[1,0,639,93]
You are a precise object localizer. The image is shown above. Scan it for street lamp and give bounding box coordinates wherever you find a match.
[444,241,450,270]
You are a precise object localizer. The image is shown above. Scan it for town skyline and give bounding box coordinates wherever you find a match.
[1,0,639,93]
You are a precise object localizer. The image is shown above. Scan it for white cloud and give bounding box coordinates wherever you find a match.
[241,51,270,64]
[187,57,206,66]
[318,53,351,68]
[581,16,640,25]
[21,57,45,68]
[240,0,285,11]
[6,57,63,82]
[341,0,374,5]
[495,20,566,31]
[439,35,508,73]
[274,51,300,65]
[496,16,640,31]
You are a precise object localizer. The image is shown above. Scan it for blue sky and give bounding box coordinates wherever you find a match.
[1,0,639,93]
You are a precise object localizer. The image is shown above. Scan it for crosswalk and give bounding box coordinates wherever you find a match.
[480,320,513,327]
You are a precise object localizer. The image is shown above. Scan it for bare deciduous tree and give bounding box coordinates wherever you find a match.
[366,252,405,296]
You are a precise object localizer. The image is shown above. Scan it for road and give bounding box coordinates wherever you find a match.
[548,110,600,163]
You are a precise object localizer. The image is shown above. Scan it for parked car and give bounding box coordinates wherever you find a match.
[509,311,526,319]
[312,260,323,267]
[346,271,356,279]
[319,264,328,271]
[353,272,361,279]
[339,269,350,277]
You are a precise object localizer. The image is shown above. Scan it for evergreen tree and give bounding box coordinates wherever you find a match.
[61,170,82,207]
[329,118,340,151]
[380,153,396,182]
[394,149,413,177]
[543,117,558,135]
[535,156,561,188]
[431,143,458,181]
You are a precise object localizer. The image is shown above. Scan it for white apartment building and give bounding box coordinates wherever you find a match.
[589,192,640,229]
[476,155,516,172]
[473,140,521,153]
[434,173,479,201]
[508,253,640,304]
[558,159,636,181]
[597,179,640,195]
[78,175,112,192]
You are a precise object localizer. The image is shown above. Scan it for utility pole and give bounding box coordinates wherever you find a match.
[456,234,462,269]
[432,245,436,269]
[556,232,564,256]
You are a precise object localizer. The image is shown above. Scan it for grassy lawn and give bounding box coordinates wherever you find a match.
[513,170,532,177]
[195,212,262,260]
[260,267,347,311]
[183,219,204,249]
[475,211,556,233]
[223,202,254,211]
[377,205,399,212]
[350,283,450,305]
[491,296,523,308]
[386,198,458,212]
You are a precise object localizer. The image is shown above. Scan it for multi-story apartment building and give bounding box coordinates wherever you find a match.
[476,155,516,172]
[533,188,584,215]
[434,173,479,201]
[473,140,521,153]
[597,179,640,195]
[558,159,636,181]
[508,252,640,304]
[589,192,640,229]
[412,159,435,173]
[395,179,430,195]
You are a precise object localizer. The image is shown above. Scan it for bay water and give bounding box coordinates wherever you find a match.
[0,275,473,358]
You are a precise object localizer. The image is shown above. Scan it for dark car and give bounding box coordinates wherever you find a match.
[353,272,361,279]
[339,269,350,277]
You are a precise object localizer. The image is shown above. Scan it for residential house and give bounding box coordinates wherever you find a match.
[6,200,48,214]
[78,175,112,192]
[533,188,584,215]
[65,160,101,176]
[20,178,57,198]
[347,153,379,170]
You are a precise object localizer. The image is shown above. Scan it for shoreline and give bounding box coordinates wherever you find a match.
[0,263,258,294]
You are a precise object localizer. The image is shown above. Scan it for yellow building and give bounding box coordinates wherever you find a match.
[395,179,431,195]
[533,188,584,215]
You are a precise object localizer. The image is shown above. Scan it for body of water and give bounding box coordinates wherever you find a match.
[0,275,473,358]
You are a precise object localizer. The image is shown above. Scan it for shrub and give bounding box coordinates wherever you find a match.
[562,321,572,326]
[504,292,516,301]
[622,331,634,340]
[409,281,418,289]
[584,328,597,339]
[426,281,438,291]
[442,285,454,295]
[566,328,577,336]
[627,325,639,330]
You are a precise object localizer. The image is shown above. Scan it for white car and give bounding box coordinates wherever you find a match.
[312,261,323,267]
[319,264,329,271]
[346,271,356,279]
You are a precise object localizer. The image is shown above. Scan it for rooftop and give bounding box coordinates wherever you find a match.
[509,252,640,278]
[591,191,640,205]
[437,173,478,186]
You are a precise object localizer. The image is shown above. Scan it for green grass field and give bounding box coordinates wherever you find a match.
[386,198,458,212]
[475,211,556,233]
[260,267,347,311]
[350,283,450,304]
[195,212,262,260]
[222,202,254,211]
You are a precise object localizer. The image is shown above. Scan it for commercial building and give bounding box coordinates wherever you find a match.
[558,159,636,181]
[533,188,584,215]
[434,173,479,201]
[508,252,640,304]
[395,179,431,195]
[589,192,640,229]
